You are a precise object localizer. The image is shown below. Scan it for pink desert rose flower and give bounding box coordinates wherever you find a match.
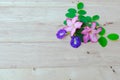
[64,16,83,36]
[81,22,102,43]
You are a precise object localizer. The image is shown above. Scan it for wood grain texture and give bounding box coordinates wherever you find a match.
[0,2,119,42]
[0,42,120,68]
[0,0,119,68]
[0,66,120,80]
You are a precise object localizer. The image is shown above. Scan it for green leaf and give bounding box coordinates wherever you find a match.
[92,15,100,21]
[63,20,67,25]
[78,16,87,23]
[75,28,84,42]
[98,37,108,47]
[107,33,119,40]
[96,22,100,26]
[86,16,92,22]
[77,2,84,9]
[78,10,87,15]
[68,8,77,13]
[99,27,106,36]
[65,13,76,18]
[87,23,92,26]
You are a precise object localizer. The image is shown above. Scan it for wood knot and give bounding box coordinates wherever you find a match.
[110,66,116,73]
[87,51,90,54]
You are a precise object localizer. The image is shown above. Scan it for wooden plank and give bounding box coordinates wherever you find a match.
[0,2,119,7]
[0,67,107,80]
[0,0,120,2]
[99,66,120,80]
[0,66,120,80]
[0,67,103,80]
[0,2,119,42]
[0,42,119,68]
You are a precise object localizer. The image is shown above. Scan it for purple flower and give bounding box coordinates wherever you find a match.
[56,29,67,39]
[70,36,81,48]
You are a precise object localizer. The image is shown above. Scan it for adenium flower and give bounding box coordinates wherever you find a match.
[64,16,83,36]
[81,22,102,43]
[70,36,81,48]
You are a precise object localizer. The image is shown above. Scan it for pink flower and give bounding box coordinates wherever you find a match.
[64,16,83,36]
[81,22,102,43]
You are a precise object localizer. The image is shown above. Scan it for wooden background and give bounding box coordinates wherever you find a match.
[0,0,120,80]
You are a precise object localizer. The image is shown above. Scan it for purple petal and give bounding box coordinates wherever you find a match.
[56,29,67,39]
[70,36,81,48]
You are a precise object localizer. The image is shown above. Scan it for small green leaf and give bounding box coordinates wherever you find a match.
[86,16,92,22]
[95,22,100,26]
[65,13,76,18]
[98,37,108,47]
[99,27,106,36]
[63,20,67,25]
[87,23,92,26]
[92,15,100,21]
[107,33,119,40]
[78,10,87,15]
[68,8,77,13]
[78,16,87,23]
[77,2,84,9]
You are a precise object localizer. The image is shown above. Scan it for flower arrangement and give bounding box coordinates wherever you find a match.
[56,2,119,48]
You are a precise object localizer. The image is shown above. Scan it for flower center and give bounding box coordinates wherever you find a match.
[60,32,64,36]
[89,30,92,34]
[74,39,77,44]
[72,24,75,28]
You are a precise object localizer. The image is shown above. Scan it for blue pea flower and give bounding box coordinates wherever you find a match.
[56,29,67,39]
[70,36,81,48]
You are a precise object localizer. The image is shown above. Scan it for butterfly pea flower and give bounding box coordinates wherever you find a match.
[64,16,83,36]
[70,36,81,48]
[81,22,102,43]
[56,29,67,39]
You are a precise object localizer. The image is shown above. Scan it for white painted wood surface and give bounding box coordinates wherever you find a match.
[0,66,120,80]
[0,0,119,68]
[0,0,119,79]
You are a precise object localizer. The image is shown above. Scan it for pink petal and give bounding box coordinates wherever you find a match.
[72,16,78,23]
[85,27,91,31]
[70,28,76,36]
[81,27,90,34]
[91,22,96,30]
[74,22,83,29]
[95,27,102,34]
[83,34,90,43]
[67,19,73,27]
[64,26,72,32]
[90,34,98,43]
[81,29,88,34]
